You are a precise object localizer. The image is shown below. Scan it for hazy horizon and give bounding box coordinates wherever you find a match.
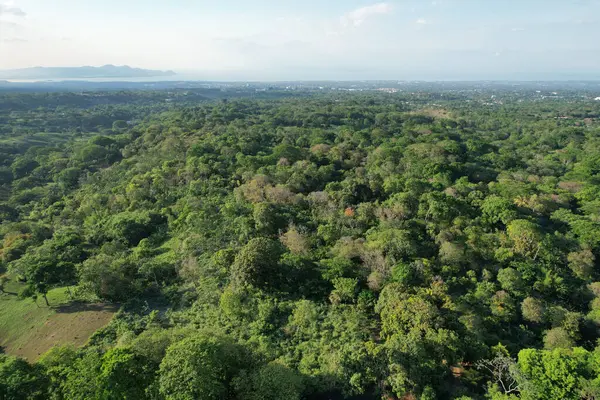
[1,0,600,81]
[3,69,600,83]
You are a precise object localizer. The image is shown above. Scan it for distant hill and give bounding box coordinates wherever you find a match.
[0,65,176,79]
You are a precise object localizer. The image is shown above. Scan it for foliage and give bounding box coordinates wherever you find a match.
[0,355,48,400]
[158,334,249,400]
[1,88,600,399]
[233,362,304,400]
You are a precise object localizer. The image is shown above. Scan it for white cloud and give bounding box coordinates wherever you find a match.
[0,4,26,17]
[511,27,525,31]
[416,18,428,24]
[341,3,393,27]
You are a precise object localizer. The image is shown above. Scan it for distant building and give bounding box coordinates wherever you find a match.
[595,97,600,101]
[376,88,399,93]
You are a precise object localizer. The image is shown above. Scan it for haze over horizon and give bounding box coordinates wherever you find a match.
[1,0,599,81]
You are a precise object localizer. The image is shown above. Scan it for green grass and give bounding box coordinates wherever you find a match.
[0,132,70,148]
[0,277,117,361]
[0,279,70,353]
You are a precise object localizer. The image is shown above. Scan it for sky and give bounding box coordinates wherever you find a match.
[0,0,599,80]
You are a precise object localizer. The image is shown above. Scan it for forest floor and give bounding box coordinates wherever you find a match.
[0,278,117,361]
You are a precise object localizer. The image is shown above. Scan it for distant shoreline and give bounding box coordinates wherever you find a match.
[0,65,176,81]
[0,76,198,83]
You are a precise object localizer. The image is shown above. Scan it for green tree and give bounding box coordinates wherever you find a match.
[0,355,48,400]
[38,345,78,400]
[521,297,545,323]
[56,167,82,190]
[11,229,83,305]
[106,211,166,246]
[230,237,283,288]
[480,195,517,226]
[497,268,524,295]
[233,362,304,400]
[506,220,542,258]
[518,348,589,400]
[78,253,137,301]
[61,350,103,400]
[158,335,249,400]
[99,347,155,399]
[543,327,574,350]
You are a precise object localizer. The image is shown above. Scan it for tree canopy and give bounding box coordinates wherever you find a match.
[1,86,600,399]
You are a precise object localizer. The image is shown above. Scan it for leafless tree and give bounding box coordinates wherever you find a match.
[476,354,522,395]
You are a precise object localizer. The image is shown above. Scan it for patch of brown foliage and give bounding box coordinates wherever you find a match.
[280,226,309,255]
[558,181,584,193]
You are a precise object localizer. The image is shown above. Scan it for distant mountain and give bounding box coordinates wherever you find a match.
[0,65,176,79]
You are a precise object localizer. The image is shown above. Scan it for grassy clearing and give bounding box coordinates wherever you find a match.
[0,279,117,361]
[410,108,453,119]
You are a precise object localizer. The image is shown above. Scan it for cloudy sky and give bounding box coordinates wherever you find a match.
[0,0,599,80]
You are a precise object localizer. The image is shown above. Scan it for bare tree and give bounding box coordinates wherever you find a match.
[476,354,523,395]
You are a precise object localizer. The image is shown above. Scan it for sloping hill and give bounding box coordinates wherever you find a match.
[0,280,117,361]
[0,65,176,79]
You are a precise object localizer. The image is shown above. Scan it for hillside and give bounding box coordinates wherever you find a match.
[0,278,116,361]
[0,88,600,399]
[0,65,176,80]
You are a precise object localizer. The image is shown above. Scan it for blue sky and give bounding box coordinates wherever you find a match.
[0,0,599,80]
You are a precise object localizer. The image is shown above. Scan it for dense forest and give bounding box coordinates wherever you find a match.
[1,87,600,399]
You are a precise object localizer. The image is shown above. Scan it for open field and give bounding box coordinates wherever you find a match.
[0,279,117,361]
